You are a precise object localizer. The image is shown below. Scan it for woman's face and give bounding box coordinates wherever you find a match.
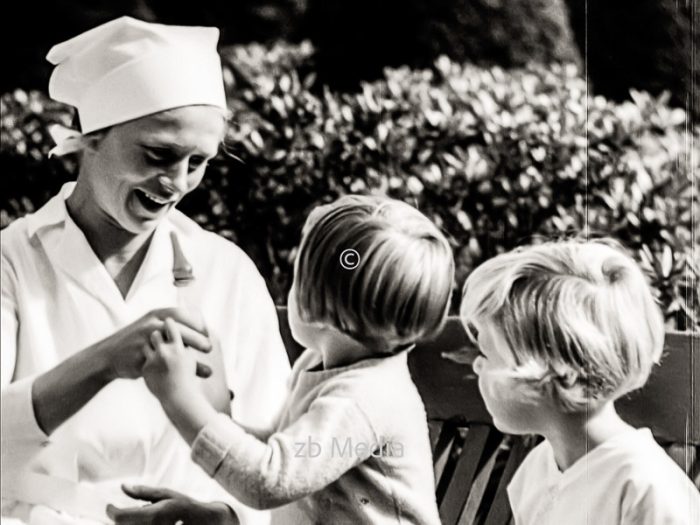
[82,105,226,234]
[472,322,545,435]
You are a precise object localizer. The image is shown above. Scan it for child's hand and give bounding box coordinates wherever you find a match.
[143,317,199,403]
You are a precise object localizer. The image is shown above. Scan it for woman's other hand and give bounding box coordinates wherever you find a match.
[97,307,212,381]
[106,484,239,525]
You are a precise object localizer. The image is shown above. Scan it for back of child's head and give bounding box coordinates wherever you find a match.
[460,238,665,412]
[293,194,455,349]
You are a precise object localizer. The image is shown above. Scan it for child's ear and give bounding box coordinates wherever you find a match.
[512,376,556,407]
[537,381,563,409]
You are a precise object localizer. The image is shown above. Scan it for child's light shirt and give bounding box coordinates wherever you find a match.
[508,428,700,525]
[191,346,441,525]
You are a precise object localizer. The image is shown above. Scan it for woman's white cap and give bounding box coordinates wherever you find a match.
[46,16,227,134]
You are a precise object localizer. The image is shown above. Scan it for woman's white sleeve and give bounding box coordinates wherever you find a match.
[1,252,50,476]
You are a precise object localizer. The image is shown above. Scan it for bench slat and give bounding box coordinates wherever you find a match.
[439,424,493,525]
[433,422,459,493]
[483,437,537,525]
[458,432,503,524]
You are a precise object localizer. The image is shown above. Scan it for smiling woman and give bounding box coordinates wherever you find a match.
[1,16,291,525]
[71,106,226,238]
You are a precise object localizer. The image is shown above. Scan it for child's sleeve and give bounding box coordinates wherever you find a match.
[190,395,380,510]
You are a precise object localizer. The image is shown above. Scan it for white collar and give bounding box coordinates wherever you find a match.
[28,182,178,308]
[25,182,77,237]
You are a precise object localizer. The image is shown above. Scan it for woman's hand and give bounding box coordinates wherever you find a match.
[97,308,212,381]
[106,485,239,525]
[31,307,213,436]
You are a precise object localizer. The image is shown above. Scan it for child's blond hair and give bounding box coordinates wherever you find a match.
[294,194,454,349]
[460,238,665,412]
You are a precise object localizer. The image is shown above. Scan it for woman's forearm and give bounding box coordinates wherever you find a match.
[31,341,114,435]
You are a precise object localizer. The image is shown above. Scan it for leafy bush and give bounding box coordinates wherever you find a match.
[1,42,697,329]
[0,90,77,221]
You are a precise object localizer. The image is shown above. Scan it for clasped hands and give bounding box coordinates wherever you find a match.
[98,307,212,383]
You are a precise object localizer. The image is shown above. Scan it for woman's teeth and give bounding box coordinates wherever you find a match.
[138,189,173,205]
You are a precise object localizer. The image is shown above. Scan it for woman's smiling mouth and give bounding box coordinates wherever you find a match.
[133,188,177,215]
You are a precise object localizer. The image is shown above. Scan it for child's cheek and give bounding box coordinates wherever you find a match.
[478,371,537,434]
[477,370,510,415]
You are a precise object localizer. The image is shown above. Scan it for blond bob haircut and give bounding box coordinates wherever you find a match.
[460,238,665,412]
[294,194,455,349]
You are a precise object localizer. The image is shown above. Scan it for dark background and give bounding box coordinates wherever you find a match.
[1,0,696,117]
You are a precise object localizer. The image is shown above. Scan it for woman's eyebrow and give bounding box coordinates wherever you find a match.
[141,141,216,158]
[141,139,184,151]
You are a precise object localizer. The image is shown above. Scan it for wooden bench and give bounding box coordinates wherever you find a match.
[276,308,699,524]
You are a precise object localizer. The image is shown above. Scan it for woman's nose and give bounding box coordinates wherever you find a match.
[162,161,189,194]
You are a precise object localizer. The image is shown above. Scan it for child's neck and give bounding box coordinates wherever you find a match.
[543,402,635,472]
[320,338,377,370]
[314,329,386,370]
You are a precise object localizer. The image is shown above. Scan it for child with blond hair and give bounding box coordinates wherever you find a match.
[140,195,454,524]
[460,238,699,525]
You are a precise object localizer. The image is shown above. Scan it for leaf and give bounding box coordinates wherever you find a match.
[531,147,546,162]
[423,164,442,184]
[363,137,377,150]
[310,132,325,150]
[270,96,286,117]
[626,212,641,228]
[661,245,673,278]
[250,130,264,150]
[456,210,472,231]
[341,106,353,122]
[443,152,462,169]
[362,83,380,113]
[424,109,444,127]
[279,74,291,93]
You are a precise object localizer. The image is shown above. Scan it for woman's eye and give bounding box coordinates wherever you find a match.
[143,148,171,165]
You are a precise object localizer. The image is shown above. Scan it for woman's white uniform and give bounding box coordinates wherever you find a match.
[1,183,292,524]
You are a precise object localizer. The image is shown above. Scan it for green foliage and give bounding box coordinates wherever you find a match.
[1,42,697,329]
